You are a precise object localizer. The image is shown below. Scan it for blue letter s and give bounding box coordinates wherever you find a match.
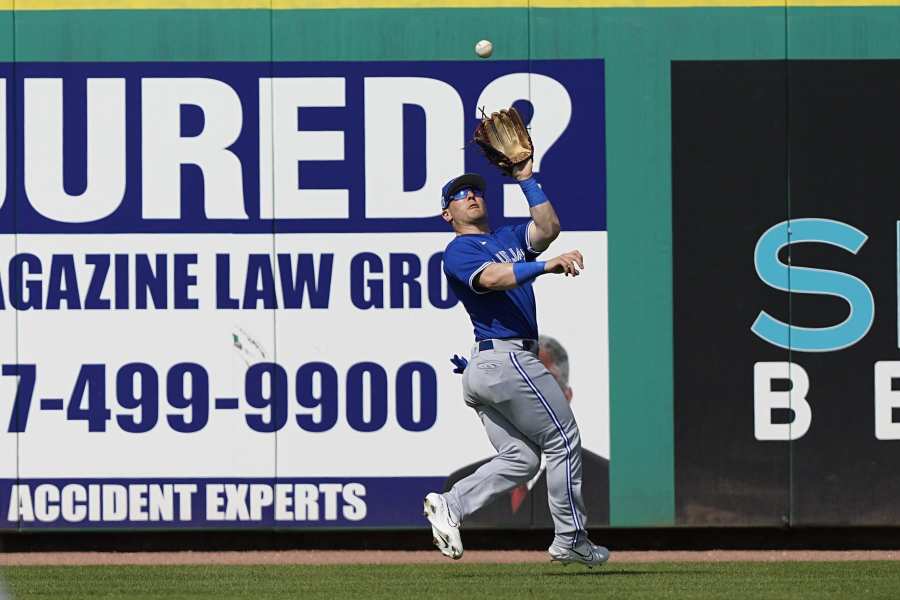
[751,218,873,352]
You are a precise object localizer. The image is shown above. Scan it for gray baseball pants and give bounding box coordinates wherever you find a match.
[444,339,588,549]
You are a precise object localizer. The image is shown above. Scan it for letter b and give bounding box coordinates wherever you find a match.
[754,361,812,441]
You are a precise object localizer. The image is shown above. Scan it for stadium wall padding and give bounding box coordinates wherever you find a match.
[0,1,899,530]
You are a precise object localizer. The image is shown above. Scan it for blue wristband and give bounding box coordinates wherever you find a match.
[518,176,549,208]
[513,261,546,285]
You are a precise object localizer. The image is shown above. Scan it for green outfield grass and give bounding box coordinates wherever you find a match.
[1,562,899,600]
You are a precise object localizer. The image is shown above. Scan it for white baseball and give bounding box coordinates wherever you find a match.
[475,39,493,58]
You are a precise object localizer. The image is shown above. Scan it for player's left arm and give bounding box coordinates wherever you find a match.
[512,159,560,253]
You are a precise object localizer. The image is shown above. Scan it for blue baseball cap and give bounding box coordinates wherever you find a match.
[441,173,486,210]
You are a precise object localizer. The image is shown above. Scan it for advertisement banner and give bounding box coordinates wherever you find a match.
[0,59,609,529]
[672,60,790,525]
[673,60,900,526]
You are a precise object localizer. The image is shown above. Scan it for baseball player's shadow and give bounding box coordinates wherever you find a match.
[543,569,711,577]
[447,570,708,579]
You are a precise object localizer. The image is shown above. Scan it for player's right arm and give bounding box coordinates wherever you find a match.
[475,250,584,291]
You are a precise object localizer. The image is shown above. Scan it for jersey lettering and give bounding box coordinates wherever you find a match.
[443,223,540,341]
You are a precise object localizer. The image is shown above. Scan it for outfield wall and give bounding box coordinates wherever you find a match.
[0,1,897,531]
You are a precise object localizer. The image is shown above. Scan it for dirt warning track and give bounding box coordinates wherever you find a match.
[0,550,898,566]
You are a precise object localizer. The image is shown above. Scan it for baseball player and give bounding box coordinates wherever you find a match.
[422,111,608,568]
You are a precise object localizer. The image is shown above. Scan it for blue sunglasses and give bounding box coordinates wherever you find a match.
[448,187,484,202]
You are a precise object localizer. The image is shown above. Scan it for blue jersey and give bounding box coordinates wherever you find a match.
[443,222,542,341]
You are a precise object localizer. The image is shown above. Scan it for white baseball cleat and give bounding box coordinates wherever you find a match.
[423,492,463,560]
[548,540,610,568]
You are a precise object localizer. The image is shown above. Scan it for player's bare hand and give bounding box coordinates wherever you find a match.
[544,250,584,277]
